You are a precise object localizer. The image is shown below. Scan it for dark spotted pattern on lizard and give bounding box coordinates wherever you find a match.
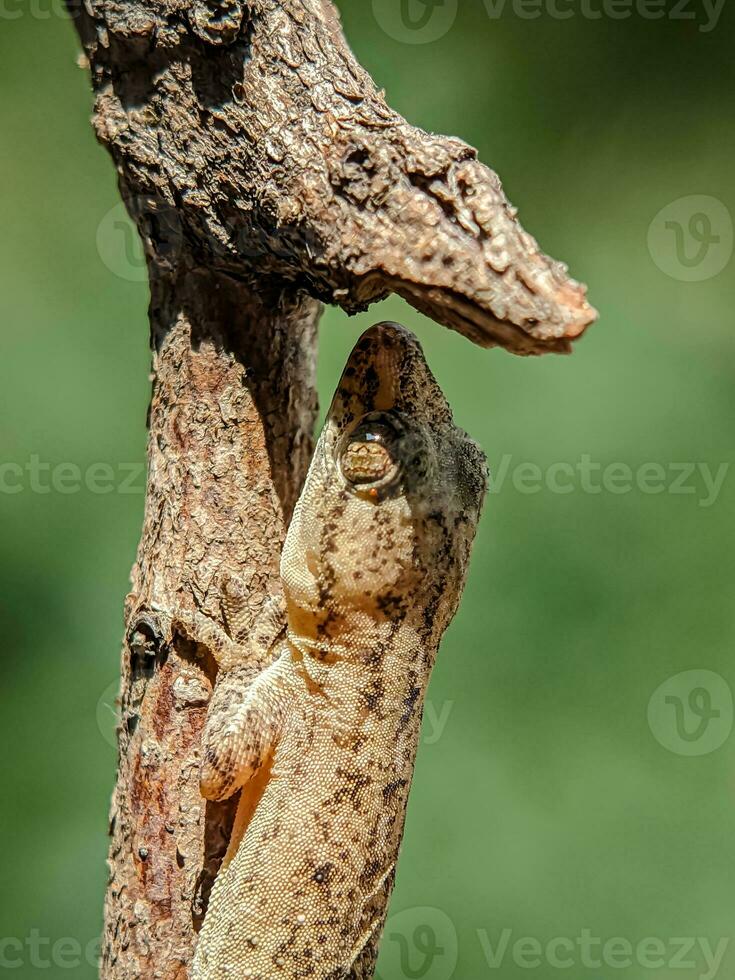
[192,322,487,979]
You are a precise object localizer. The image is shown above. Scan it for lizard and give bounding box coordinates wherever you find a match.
[189,321,488,979]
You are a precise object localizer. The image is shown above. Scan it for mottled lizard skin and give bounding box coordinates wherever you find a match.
[191,322,488,979]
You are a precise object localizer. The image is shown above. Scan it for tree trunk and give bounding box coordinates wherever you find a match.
[110,266,319,977]
[66,1,596,976]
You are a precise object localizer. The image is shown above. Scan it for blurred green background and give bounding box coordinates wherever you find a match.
[1,1,734,977]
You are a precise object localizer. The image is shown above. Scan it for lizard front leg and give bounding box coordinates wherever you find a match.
[199,654,292,803]
[172,582,292,876]
[190,582,291,798]
[170,576,290,799]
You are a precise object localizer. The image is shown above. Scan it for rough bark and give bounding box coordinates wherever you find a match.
[111,267,319,978]
[66,0,597,976]
[70,0,595,356]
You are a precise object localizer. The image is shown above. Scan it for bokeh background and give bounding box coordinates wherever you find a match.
[2,1,734,977]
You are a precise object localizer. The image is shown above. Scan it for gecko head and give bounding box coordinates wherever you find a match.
[282,322,487,642]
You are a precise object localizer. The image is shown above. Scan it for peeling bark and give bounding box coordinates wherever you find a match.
[66,0,597,976]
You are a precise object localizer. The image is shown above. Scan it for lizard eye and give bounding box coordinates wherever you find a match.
[338,412,403,496]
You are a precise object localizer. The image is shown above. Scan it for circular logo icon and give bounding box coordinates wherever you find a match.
[376,906,458,980]
[96,680,121,750]
[647,195,733,282]
[648,670,733,757]
[96,197,183,282]
[372,0,458,44]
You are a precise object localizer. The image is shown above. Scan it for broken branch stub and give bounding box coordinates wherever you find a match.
[70,0,596,355]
